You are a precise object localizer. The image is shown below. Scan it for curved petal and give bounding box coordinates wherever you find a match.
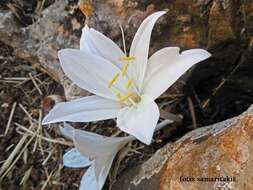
[73,127,132,157]
[143,48,211,100]
[74,129,132,189]
[58,49,129,100]
[80,25,125,69]
[94,157,114,189]
[80,164,99,190]
[117,96,160,145]
[144,47,180,82]
[63,148,92,168]
[129,11,166,91]
[80,25,98,54]
[42,95,121,124]
[79,159,115,190]
[59,124,75,140]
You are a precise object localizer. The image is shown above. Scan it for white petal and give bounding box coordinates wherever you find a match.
[59,124,75,140]
[80,164,100,190]
[80,25,98,54]
[117,96,159,145]
[42,95,121,124]
[58,49,129,100]
[143,48,211,100]
[129,11,166,91]
[63,148,92,168]
[80,25,125,69]
[74,130,132,189]
[144,47,180,82]
[94,157,114,189]
[73,128,132,157]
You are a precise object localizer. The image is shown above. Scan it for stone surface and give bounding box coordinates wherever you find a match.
[159,105,253,190]
[112,105,253,190]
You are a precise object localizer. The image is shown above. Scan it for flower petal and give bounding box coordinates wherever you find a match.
[80,25,98,54]
[73,127,132,157]
[117,96,159,145]
[80,164,100,190]
[42,95,121,124]
[80,25,125,69]
[58,49,129,100]
[143,48,211,100]
[63,148,92,168]
[94,157,114,189]
[129,11,166,91]
[59,124,75,140]
[74,130,132,189]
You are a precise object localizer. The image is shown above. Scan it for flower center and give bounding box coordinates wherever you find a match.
[108,55,140,105]
[107,25,141,106]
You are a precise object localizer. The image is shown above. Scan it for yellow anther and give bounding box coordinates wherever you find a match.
[120,92,133,102]
[126,79,133,89]
[121,63,129,76]
[108,73,120,88]
[120,56,135,62]
[115,90,121,99]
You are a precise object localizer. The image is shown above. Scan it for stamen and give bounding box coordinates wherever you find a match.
[126,79,133,89]
[128,98,137,106]
[108,73,120,88]
[115,90,121,99]
[121,63,129,76]
[120,92,133,102]
[120,56,135,62]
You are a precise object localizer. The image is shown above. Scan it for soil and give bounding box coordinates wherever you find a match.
[0,41,82,190]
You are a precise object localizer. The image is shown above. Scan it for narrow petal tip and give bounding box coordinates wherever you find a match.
[182,48,212,59]
[156,10,167,16]
[41,115,52,125]
[57,48,72,59]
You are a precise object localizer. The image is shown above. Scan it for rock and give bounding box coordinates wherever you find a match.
[242,0,253,47]
[112,105,253,190]
[159,105,253,190]
[207,1,235,47]
[0,0,86,99]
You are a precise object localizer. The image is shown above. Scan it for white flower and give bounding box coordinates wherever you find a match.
[61,120,171,190]
[60,124,133,190]
[42,11,211,144]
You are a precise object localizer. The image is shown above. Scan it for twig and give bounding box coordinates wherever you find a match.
[202,55,245,109]
[18,103,37,124]
[20,166,33,186]
[160,109,182,125]
[187,96,197,129]
[0,133,29,177]
[15,123,73,146]
[33,110,43,152]
[0,134,36,181]
[29,73,43,95]
[3,77,29,81]
[0,102,17,137]
[155,119,174,131]
[41,170,54,190]
[42,146,56,166]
